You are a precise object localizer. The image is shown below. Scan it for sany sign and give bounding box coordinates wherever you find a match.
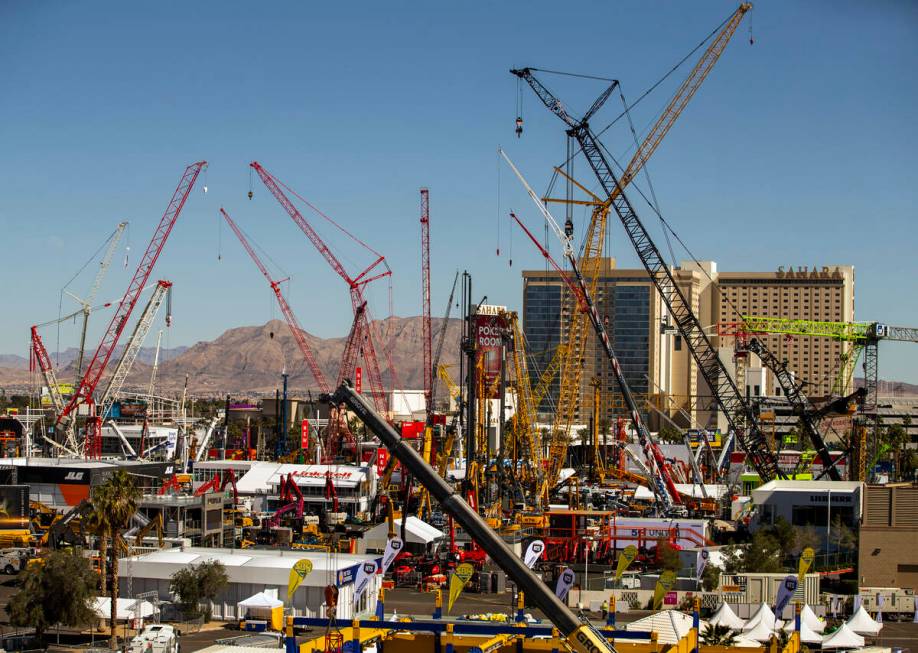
[301,419,309,450]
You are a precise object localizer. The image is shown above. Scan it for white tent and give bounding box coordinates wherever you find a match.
[364,517,444,551]
[801,604,826,633]
[709,602,746,630]
[846,606,883,636]
[782,619,823,644]
[743,603,777,631]
[822,623,866,649]
[92,598,157,621]
[238,590,283,610]
[626,611,702,645]
[744,618,779,643]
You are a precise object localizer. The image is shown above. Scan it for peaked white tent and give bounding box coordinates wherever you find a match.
[801,604,826,633]
[744,618,779,643]
[238,589,283,609]
[821,623,865,649]
[846,606,883,636]
[625,611,701,645]
[743,603,777,631]
[92,597,157,621]
[709,602,746,630]
[782,619,823,644]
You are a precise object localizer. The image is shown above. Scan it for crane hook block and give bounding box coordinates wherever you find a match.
[515,117,524,138]
[247,190,254,200]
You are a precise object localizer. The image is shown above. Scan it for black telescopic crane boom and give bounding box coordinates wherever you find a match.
[512,67,782,482]
[325,381,615,653]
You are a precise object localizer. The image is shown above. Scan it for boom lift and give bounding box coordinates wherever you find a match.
[326,381,615,653]
[512,63,782,482]
[56,162,206,456]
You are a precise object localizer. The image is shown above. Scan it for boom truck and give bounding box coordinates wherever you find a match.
[324,381,615,653]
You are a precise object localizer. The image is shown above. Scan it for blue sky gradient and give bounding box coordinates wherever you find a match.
[2,1,916,382]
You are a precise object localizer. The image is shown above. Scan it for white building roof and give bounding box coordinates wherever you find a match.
[120,547,376,588]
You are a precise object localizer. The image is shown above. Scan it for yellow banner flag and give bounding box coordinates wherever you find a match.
[447,563,475,613]
[287,559,314,600]
[652,570,676,610]
[615,545,638,581]
[798,547,815,583]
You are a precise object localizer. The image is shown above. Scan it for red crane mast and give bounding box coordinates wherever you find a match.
[219,208,331,394]
[419,188,432,412]
[249,161,393,415]
[57,161,206,446]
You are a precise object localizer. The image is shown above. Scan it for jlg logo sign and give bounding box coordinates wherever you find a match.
[63,472,84,481]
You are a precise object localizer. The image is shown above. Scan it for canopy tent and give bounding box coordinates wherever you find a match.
[238,590,283,610]
[92,598,157,622]
[625,610,703,645]
[782,619,823,644]
[744,617,779,643]
[821,623,866,649]
[743,603,777,631]
[364,517,444,547]
[846,606,883,636]
[709,602,745,630]
[801,604,826,633]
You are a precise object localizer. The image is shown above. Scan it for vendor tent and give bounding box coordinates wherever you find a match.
[782,619,823,644]
[821,623,866,649]
[846,606,883,636]
[744,618,779,643]
[238,590,283,610]
[801,604,826,633]
[709,603,745,630]
[92,598,157,621]
[625,611,701,645]
[743,603,777,631]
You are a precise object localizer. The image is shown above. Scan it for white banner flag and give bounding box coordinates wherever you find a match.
[381,536,404,574]
[555,567,576,602]
[696,549,709,578]
[354,560,378,603]
[524,540,545,569]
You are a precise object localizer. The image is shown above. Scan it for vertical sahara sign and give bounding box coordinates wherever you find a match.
[474,305,507,399]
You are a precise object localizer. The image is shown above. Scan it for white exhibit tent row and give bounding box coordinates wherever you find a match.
[845,606,883,636]
[92,597,157,622]
[781,618,823,644]
[821,623,866,649]
[743,603,778,631]
[709,602,746,630]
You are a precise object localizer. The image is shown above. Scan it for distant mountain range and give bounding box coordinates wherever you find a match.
[3,317,916,399]
[1,316,461,397]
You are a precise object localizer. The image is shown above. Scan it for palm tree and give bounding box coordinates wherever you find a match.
[100,470,141,650]
[84,488,112,595]
[701,623,738,646]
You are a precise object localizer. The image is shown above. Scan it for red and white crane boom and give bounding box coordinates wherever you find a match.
[219,208,331,394]
[57,161,206,432]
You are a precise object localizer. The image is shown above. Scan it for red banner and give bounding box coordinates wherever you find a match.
[301,419,309,450]
[355,367,363,393]
[474,307,507,399]
[376,448,390,476]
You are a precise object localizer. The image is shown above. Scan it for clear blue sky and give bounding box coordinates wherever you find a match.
[2,2,916,383]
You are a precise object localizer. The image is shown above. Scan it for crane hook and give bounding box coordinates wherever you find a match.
[247,190,254,200]
[515,117,524,138]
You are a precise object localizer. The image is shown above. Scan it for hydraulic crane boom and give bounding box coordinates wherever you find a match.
[58,162,206,431]
[250,162,392,415]
[420,188,433,412]
[326,381,615,653]
[97,280,172,420]
[69,221,128,379]
[427,271,460,422]
[219,208,331,394]
[30,327,65,416]
[513,67,782,482]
